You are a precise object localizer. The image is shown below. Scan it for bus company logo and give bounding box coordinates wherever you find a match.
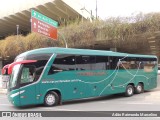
[77,72,106,76]
[42,79,81,84]
[2,112,11,117]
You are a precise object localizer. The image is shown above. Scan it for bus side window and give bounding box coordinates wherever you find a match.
[75,55,96,70]
[95,56,108,70]
[48,54,76,75]
[142,58,157,72]
[110,57,121,69]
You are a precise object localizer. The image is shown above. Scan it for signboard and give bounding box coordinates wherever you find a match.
[31,9,58,40]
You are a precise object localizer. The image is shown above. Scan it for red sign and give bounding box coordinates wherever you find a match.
[31,17,57,40]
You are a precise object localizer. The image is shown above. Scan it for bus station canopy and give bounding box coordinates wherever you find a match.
[0,0,90,38]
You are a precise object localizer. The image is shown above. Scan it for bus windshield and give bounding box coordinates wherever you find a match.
[8,53,52,89]
[9,64,21,88]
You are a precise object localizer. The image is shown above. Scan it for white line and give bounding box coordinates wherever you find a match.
[42,107,82,111]
[55,108,81,111]
[0,103,12,106]
[126,102,153,105]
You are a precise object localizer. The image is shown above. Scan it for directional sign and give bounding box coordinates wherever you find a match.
[31,9,58,40]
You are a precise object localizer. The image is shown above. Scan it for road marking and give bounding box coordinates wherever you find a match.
[100,102,110,104]
[0,103,12,106]
[55,108,81,111]
[126,102,153,105]
[42,107,81,111]
[100,101,154,105]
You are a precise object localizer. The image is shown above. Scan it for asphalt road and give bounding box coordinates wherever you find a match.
[0,76,160,119]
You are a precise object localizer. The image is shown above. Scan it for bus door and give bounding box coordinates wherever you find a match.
[19,64,38,106]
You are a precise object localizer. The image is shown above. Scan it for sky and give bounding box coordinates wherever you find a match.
[1,0,160,19]
[82,0,160,19]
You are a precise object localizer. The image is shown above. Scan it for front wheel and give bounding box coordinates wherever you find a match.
[125,85,134,97]
[44,91,59,107]
[135,83,144,94]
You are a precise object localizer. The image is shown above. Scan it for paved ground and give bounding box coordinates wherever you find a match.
[0,76,160,119]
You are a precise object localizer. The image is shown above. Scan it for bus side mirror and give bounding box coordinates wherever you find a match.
[2,64,10,75]
[2,68,8,75]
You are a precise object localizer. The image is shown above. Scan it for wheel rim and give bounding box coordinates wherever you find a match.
[46,94,55,105]
[137,85,142,92]
[128,87,133,95]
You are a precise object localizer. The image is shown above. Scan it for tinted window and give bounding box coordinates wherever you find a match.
[26,53,52,60]
[110,56,157,70]
[48,54,76,74]
[75,55,96,70]
[119,57,139,69]
[110,56,121,69]
[139,58,157,72]
[95,56,109,70]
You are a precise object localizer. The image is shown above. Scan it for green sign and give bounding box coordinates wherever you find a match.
[31,9,58,28]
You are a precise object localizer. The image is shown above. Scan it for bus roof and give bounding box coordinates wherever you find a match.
[17,47,157,59]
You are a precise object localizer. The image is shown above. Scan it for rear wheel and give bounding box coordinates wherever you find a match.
[135,83,144,94]
[44,91,59,107]
[125,85,134,97]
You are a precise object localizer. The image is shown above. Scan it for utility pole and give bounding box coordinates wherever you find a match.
[16,25,23,49]
[16,25,19,39]
[80,7,93,22]
[96,0,97,19]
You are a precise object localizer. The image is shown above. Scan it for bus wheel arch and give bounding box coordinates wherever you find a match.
[44,90,61,107]
[135,82,144,94]
[125,83,135,97]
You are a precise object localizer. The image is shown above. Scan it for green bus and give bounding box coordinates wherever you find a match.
[2,47,158,107]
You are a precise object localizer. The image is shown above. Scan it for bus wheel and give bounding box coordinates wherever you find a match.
[125,85,134,97]
[44,91,59,107]
[135,83,144,94]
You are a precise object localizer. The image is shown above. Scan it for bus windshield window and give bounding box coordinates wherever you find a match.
[20,60,48,85]
[10,64,21,88]
[20,65,35,84]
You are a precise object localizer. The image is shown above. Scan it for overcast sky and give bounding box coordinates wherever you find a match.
[1,0,160,19]
[83,0,160,19]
